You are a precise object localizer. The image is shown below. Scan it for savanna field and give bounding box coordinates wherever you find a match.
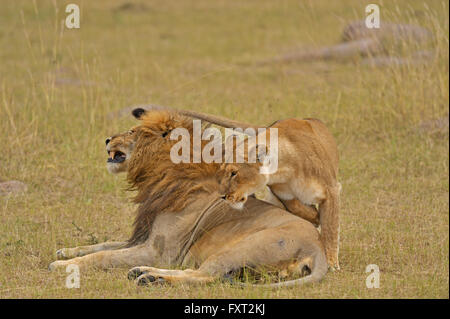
[0,0,448,298]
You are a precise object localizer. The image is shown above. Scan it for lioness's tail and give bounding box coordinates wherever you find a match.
[242,246,328,288]
[134,104,261,132]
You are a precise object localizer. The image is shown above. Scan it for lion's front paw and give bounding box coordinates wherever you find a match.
[56,248,68,260]
[56,247,80,260]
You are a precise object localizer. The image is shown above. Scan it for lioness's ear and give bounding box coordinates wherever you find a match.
[255,144,269,164]
[132,108,147,119]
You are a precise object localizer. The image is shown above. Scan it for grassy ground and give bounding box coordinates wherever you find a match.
[0,0,448,298]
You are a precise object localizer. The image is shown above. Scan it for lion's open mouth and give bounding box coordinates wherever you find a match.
[107,150,126,163]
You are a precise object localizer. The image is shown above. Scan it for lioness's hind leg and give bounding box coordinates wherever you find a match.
[319,186,340,270]
[56,241,127,260]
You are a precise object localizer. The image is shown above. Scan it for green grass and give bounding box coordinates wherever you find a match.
[0,0,448,298]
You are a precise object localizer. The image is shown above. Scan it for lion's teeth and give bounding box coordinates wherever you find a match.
[110,151,115,159]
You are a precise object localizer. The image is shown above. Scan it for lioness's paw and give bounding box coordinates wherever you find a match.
[328,263,341,272]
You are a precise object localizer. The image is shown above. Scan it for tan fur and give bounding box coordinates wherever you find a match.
[220,118,341,270]
[145,107,342,270]
[49,110,327,287]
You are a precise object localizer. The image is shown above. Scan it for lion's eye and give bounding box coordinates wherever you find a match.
[231,171,237,177]
[128,130,134,135]
[162,131,169,138]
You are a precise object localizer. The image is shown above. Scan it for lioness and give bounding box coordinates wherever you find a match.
[136,105,341,270]
[49,110,327,286]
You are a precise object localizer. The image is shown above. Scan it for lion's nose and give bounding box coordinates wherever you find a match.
[105,137,111,145]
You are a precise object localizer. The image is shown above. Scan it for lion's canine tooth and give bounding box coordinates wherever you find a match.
[110,151,115,159]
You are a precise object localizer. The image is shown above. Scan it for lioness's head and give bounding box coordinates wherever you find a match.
[105,128,137,174]
[218,162,267,210]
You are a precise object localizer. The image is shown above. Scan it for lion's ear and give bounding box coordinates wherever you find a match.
[132,108,147,119]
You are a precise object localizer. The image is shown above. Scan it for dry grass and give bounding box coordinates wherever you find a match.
[0,0,448,298]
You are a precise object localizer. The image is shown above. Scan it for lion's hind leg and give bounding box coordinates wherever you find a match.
[129,223,325,287]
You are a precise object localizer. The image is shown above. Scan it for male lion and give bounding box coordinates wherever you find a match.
[49,110,327,286]
[135,105,341,270]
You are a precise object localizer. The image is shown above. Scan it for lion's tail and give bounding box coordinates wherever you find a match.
[241,245,328,288]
